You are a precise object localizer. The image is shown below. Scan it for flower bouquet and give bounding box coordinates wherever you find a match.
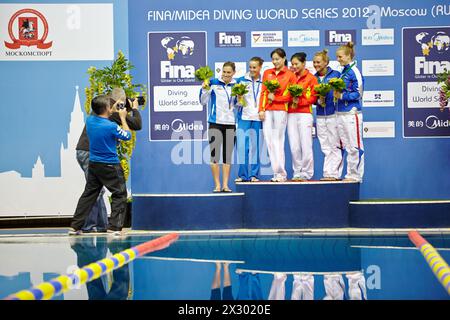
[231,83,249,107]
[195,66,214,90]
[328,78,346,103]
[287,84,304,109]
[263,79,281,93]
[263,79,280,104]
[437,69,450,112]
[314,83,332,107]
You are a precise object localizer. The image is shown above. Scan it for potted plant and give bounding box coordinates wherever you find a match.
[85,51,147,227]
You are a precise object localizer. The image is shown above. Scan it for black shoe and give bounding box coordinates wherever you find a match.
[222,188,232,193]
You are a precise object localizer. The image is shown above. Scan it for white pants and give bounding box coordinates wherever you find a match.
[316,115,343,179]
[323,274,346,300]
[268,272,287,300]
[336,112,364,181]
[346,272,367,300]
[263,111,287,180]
[291,273,314,300]
[287,113,314,180]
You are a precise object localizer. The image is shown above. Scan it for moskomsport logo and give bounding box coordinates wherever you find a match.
[325,30,356,46]
[288,30,320,47]
[425,115,450,130]
[215,32,246,48]
[171,119,204,133]
[362,29,394,46]
[4,8,52,50]
[251,31,282,47]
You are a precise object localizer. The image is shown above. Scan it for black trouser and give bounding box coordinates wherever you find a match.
[71,162,127,231]
[208,123,236,164]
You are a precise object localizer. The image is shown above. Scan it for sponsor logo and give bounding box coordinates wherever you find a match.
[215,32,245,48]
[362,29,394,45]
[251,31,282,47]
[425,115,450,129]
[214,62,247,78]
[4,8,52,49]
[362,60,395,76]
[363,91,395,107]
[363,121,395,138]
[325,30,356,46]
[287,30,320,47]
[171,119,204,133]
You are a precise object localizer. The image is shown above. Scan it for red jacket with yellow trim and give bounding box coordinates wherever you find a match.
[259,66,297,112]
[288,69,318,114]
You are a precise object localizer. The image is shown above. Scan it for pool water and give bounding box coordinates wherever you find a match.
[1,230,449,300]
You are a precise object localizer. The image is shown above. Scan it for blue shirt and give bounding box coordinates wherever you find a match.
[86,115,131,164]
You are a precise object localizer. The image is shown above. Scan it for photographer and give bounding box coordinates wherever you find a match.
[70,94,132,236]
[75,88,142,233]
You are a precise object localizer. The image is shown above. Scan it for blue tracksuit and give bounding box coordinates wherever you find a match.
[336,62,364,112]
[236,73,262,180]
[314,67,341,116]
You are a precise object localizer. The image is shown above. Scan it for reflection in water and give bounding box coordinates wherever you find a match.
[69,236,131,300]
[1,234,449,300]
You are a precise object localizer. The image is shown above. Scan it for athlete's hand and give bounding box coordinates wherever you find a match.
[259,111,265,121]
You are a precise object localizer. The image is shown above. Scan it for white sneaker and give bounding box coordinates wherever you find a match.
[271,177,279,182]
[234,177,243,182]
[250,177,259,182]
[292,176,304,182]
[68,228,82,236]
[107,229,123,237]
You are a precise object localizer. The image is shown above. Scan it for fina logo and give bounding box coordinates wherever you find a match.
[326,30,355,46]
[425,115,450,130]
[216,32,245,48]
[414,30,450,76]
[171,119,204,133]
[160,36,196,79]
[415,31,449,56]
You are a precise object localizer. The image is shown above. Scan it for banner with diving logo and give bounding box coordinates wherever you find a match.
[402,26,450,138]
[148,31,207,141]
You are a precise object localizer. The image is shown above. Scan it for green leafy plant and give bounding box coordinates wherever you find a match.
[231,83,249,107]
[195,66,214,90]
[84,51,147,181]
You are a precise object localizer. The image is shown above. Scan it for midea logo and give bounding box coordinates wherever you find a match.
[425,115,450,129]
[171,119,204,132]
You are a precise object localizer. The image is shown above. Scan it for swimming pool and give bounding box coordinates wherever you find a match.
[1,229,449,300]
